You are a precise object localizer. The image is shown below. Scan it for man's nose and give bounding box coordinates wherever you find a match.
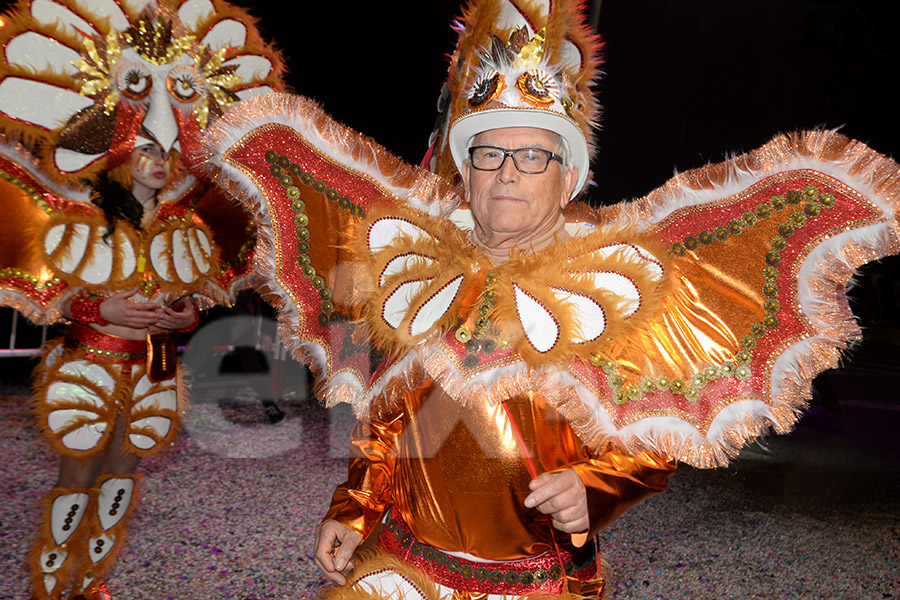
[496,153,519,182]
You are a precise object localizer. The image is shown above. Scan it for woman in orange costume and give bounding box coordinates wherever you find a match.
[0,1,284,598]
[29,142,200,600]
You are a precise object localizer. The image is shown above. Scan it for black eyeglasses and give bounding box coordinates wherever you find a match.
[468,145,564,174]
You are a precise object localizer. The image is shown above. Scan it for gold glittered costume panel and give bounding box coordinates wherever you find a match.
[202,93,900,467]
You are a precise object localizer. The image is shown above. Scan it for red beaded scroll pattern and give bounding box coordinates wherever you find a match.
[594,172,881,434]
[222,124,389,379]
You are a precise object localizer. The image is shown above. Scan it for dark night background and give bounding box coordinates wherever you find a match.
[229,0,900,207]
[1,0,899,360]
[1,0,896,210]
[0,0,895,207]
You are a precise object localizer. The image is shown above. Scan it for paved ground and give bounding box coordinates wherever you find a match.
[1,330,898,600]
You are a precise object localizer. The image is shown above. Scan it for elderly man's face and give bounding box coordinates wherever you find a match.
[462,127,578,243]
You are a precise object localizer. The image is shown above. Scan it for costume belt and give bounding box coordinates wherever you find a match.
[65,323,148,365]
[379,513,599,595]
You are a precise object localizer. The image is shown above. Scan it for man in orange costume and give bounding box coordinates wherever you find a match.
[313,3,675,597]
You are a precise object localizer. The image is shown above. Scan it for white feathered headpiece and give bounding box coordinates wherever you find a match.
[0,0,284,184]
[429,0,603,197]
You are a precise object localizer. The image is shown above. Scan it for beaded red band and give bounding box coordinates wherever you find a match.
[70,296,109,326]
[378,513,598,595]
[65,323,147,364]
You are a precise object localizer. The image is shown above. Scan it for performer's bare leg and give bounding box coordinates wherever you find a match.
[55,414,141,486]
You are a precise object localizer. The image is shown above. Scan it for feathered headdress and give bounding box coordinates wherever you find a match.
[0,0,284,185]
[428,0,603,197]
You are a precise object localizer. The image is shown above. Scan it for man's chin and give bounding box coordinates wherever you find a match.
[479,220,534,238]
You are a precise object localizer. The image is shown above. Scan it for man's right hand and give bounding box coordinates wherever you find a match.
[313,520,363,585]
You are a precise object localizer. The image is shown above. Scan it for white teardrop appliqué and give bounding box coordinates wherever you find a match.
[149,234,174,282]
[380,253,434,287]
[382,280,428,329]
[513,284,559,353]
[171,229,198,283]
[583,271,642,317]
[368,218,432,252]
[409,275,464,337]
[549,287,607,343]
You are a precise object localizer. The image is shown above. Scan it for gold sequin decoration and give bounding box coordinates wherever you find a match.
[454,270,504,364]
[512,28,546,70]
[124,20,195,66]
[74,31,122,114]
[267,149,367,320]
[195,46,243,129]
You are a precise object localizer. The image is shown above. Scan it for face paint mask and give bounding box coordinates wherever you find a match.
[136,153,154,177]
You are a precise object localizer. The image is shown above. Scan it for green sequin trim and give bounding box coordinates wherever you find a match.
[265,149,370,327]
[0,169,52,215]
[453,270,507,366]
[386,518,592,585]
[0,267,62,291]
[0,169,65,290]
[76,341,146,361]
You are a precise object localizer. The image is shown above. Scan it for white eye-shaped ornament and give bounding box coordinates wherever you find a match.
[166,64,206,104]
[468,70,506,107]
[116,62,153,101]
[516,69,559,106]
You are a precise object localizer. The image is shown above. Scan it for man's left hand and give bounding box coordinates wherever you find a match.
[524,469,589,534]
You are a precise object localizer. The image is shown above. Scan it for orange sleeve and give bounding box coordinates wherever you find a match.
[322,407,405,539]
[570,451,677,536]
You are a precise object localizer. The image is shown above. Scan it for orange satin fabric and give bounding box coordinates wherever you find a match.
[325,381,676,561]
[607,206,781,390]
[607,258,758,387]
[0,179,56,284]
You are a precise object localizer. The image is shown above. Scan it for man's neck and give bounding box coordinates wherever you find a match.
[470,213,568,263]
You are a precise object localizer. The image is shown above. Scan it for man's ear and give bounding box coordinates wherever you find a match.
[562,165,579,207]
[460,160,471,202]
